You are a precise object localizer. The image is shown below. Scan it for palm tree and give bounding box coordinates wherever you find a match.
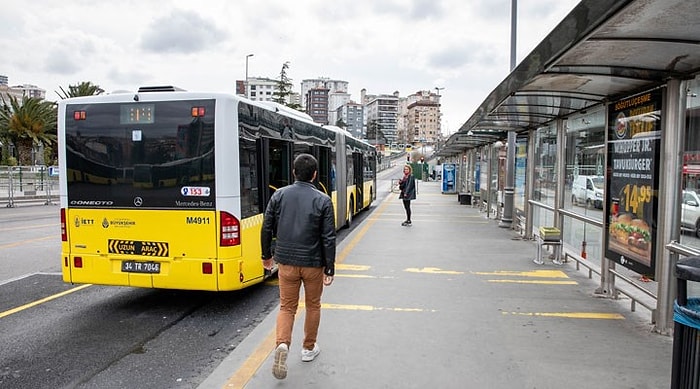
[56,81,104,99]
[0,96,57,165]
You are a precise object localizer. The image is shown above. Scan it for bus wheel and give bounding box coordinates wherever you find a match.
[346,199,354,229]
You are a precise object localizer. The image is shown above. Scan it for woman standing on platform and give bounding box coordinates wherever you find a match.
[398,164,417,226]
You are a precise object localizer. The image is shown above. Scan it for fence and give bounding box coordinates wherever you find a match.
[0,166,59,207]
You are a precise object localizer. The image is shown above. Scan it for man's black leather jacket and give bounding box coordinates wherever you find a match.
[261,181,336,276]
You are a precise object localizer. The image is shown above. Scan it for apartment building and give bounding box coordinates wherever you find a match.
[361,89,399,145]
[336,101,364,139]
[405,90,441,145]
[236,77,301,107]
[0,76,46,101]
[300,78,350,125]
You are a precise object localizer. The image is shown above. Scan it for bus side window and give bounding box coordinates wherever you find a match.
[239,138,260,218]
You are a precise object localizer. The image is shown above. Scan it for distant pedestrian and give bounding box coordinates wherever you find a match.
[399,164,417,226]
[261,153,336,380]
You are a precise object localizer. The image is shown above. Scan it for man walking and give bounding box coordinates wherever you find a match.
[261,153,336,380]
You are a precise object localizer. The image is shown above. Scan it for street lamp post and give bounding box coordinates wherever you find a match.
[500,0,517,229]
[245,53,254,98]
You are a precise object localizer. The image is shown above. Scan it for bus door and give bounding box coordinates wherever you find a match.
[352,152,364,213]
[314,146,332,196]
[258,138,293,209]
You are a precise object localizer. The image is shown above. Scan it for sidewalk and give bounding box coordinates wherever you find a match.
[199,181,672,389]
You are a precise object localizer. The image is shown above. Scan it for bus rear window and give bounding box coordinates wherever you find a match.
[64,100,216,209]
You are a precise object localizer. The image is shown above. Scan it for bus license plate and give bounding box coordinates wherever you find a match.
[122,261,161,274]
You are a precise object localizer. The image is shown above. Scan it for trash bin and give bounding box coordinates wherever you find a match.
[458,192,472,205]
[672,256,700,389]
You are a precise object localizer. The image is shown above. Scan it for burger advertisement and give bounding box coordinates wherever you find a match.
[604,90,662,278]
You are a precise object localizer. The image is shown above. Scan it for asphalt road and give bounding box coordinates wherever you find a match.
[0,163,403,389]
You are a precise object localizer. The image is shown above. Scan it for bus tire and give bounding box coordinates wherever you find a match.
[346,198,354,229]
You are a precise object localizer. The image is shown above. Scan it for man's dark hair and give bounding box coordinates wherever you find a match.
[293,153,317,182]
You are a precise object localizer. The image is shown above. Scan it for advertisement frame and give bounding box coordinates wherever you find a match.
[604,89,662,278]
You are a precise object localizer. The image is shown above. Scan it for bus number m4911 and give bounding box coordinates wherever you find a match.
[186,216,211,224]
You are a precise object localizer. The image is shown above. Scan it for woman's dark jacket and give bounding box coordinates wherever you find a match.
[261,181,336,276]
[399,174,417,200]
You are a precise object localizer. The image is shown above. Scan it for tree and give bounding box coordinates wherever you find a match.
[272,62,302,110]
[335,118,347,128]
[56,81,104,99]
[0,96,57,165]
[366,120,387,144]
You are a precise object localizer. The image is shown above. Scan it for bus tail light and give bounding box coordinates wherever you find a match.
[220,211,240,246]
[191,106,205,117]
[60,208,67,241]
[202,262,213,274]
[74,257,83,268]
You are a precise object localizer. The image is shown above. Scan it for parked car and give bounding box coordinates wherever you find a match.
[682,189,700,238]
[571,175,604,209]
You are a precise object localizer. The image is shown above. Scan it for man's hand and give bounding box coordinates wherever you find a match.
[323,275,334,286]
[262,258,274,270]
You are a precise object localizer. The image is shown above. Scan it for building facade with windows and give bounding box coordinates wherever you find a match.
[336,102,364,139]
[362,89,399,145]
[301,78,350,125]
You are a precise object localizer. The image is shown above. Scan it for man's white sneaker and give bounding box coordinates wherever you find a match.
[272,343,288,379]
[301,343,320,362]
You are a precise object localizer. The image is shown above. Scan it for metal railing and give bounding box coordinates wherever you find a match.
[0,165,59,207]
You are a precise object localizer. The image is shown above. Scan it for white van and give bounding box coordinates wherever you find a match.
[571,175,604,209]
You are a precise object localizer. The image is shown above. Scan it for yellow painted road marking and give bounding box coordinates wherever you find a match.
[336,264,370,271]
[335,274,395,279]
[488,279,578,285]
[223,187,394,388]
[405,267,465,275]
[321,303,435,313]
[0,284,92,319]
[223,329,276,389]
[472,270,569,278]
[0,235,55,250]
[503,311,624,320]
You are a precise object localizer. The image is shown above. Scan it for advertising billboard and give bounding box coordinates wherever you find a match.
[604,89,662,278]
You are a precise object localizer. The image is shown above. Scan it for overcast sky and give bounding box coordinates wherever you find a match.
[1,0,579,134]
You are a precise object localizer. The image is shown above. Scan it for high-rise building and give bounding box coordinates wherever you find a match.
[404,90,441,145]
[336,101,364,139]
[300,78,350,125]
[362,89,399,145]
[305,88,330,124]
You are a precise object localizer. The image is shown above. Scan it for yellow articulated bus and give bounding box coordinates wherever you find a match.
[57,86,376,291]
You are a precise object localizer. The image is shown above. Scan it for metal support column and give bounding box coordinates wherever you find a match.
[500,130,516,228]
[525,129,536,239]
[556,118,566,231]
[597,104,615,297]
[656,79,687,334]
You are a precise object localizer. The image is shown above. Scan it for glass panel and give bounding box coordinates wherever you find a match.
[533,125,557,208]
[65,99,216,210]
[681,77,700,248]
[562,216,603,262]
[563,108,606,222]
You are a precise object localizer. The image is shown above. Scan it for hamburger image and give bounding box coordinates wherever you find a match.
[609,213,651,256]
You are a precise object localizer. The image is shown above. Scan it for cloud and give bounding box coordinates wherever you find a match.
[140,9,227,54]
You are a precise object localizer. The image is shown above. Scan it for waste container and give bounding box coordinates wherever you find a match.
[672,256,700,389]
[458,192,472,205]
